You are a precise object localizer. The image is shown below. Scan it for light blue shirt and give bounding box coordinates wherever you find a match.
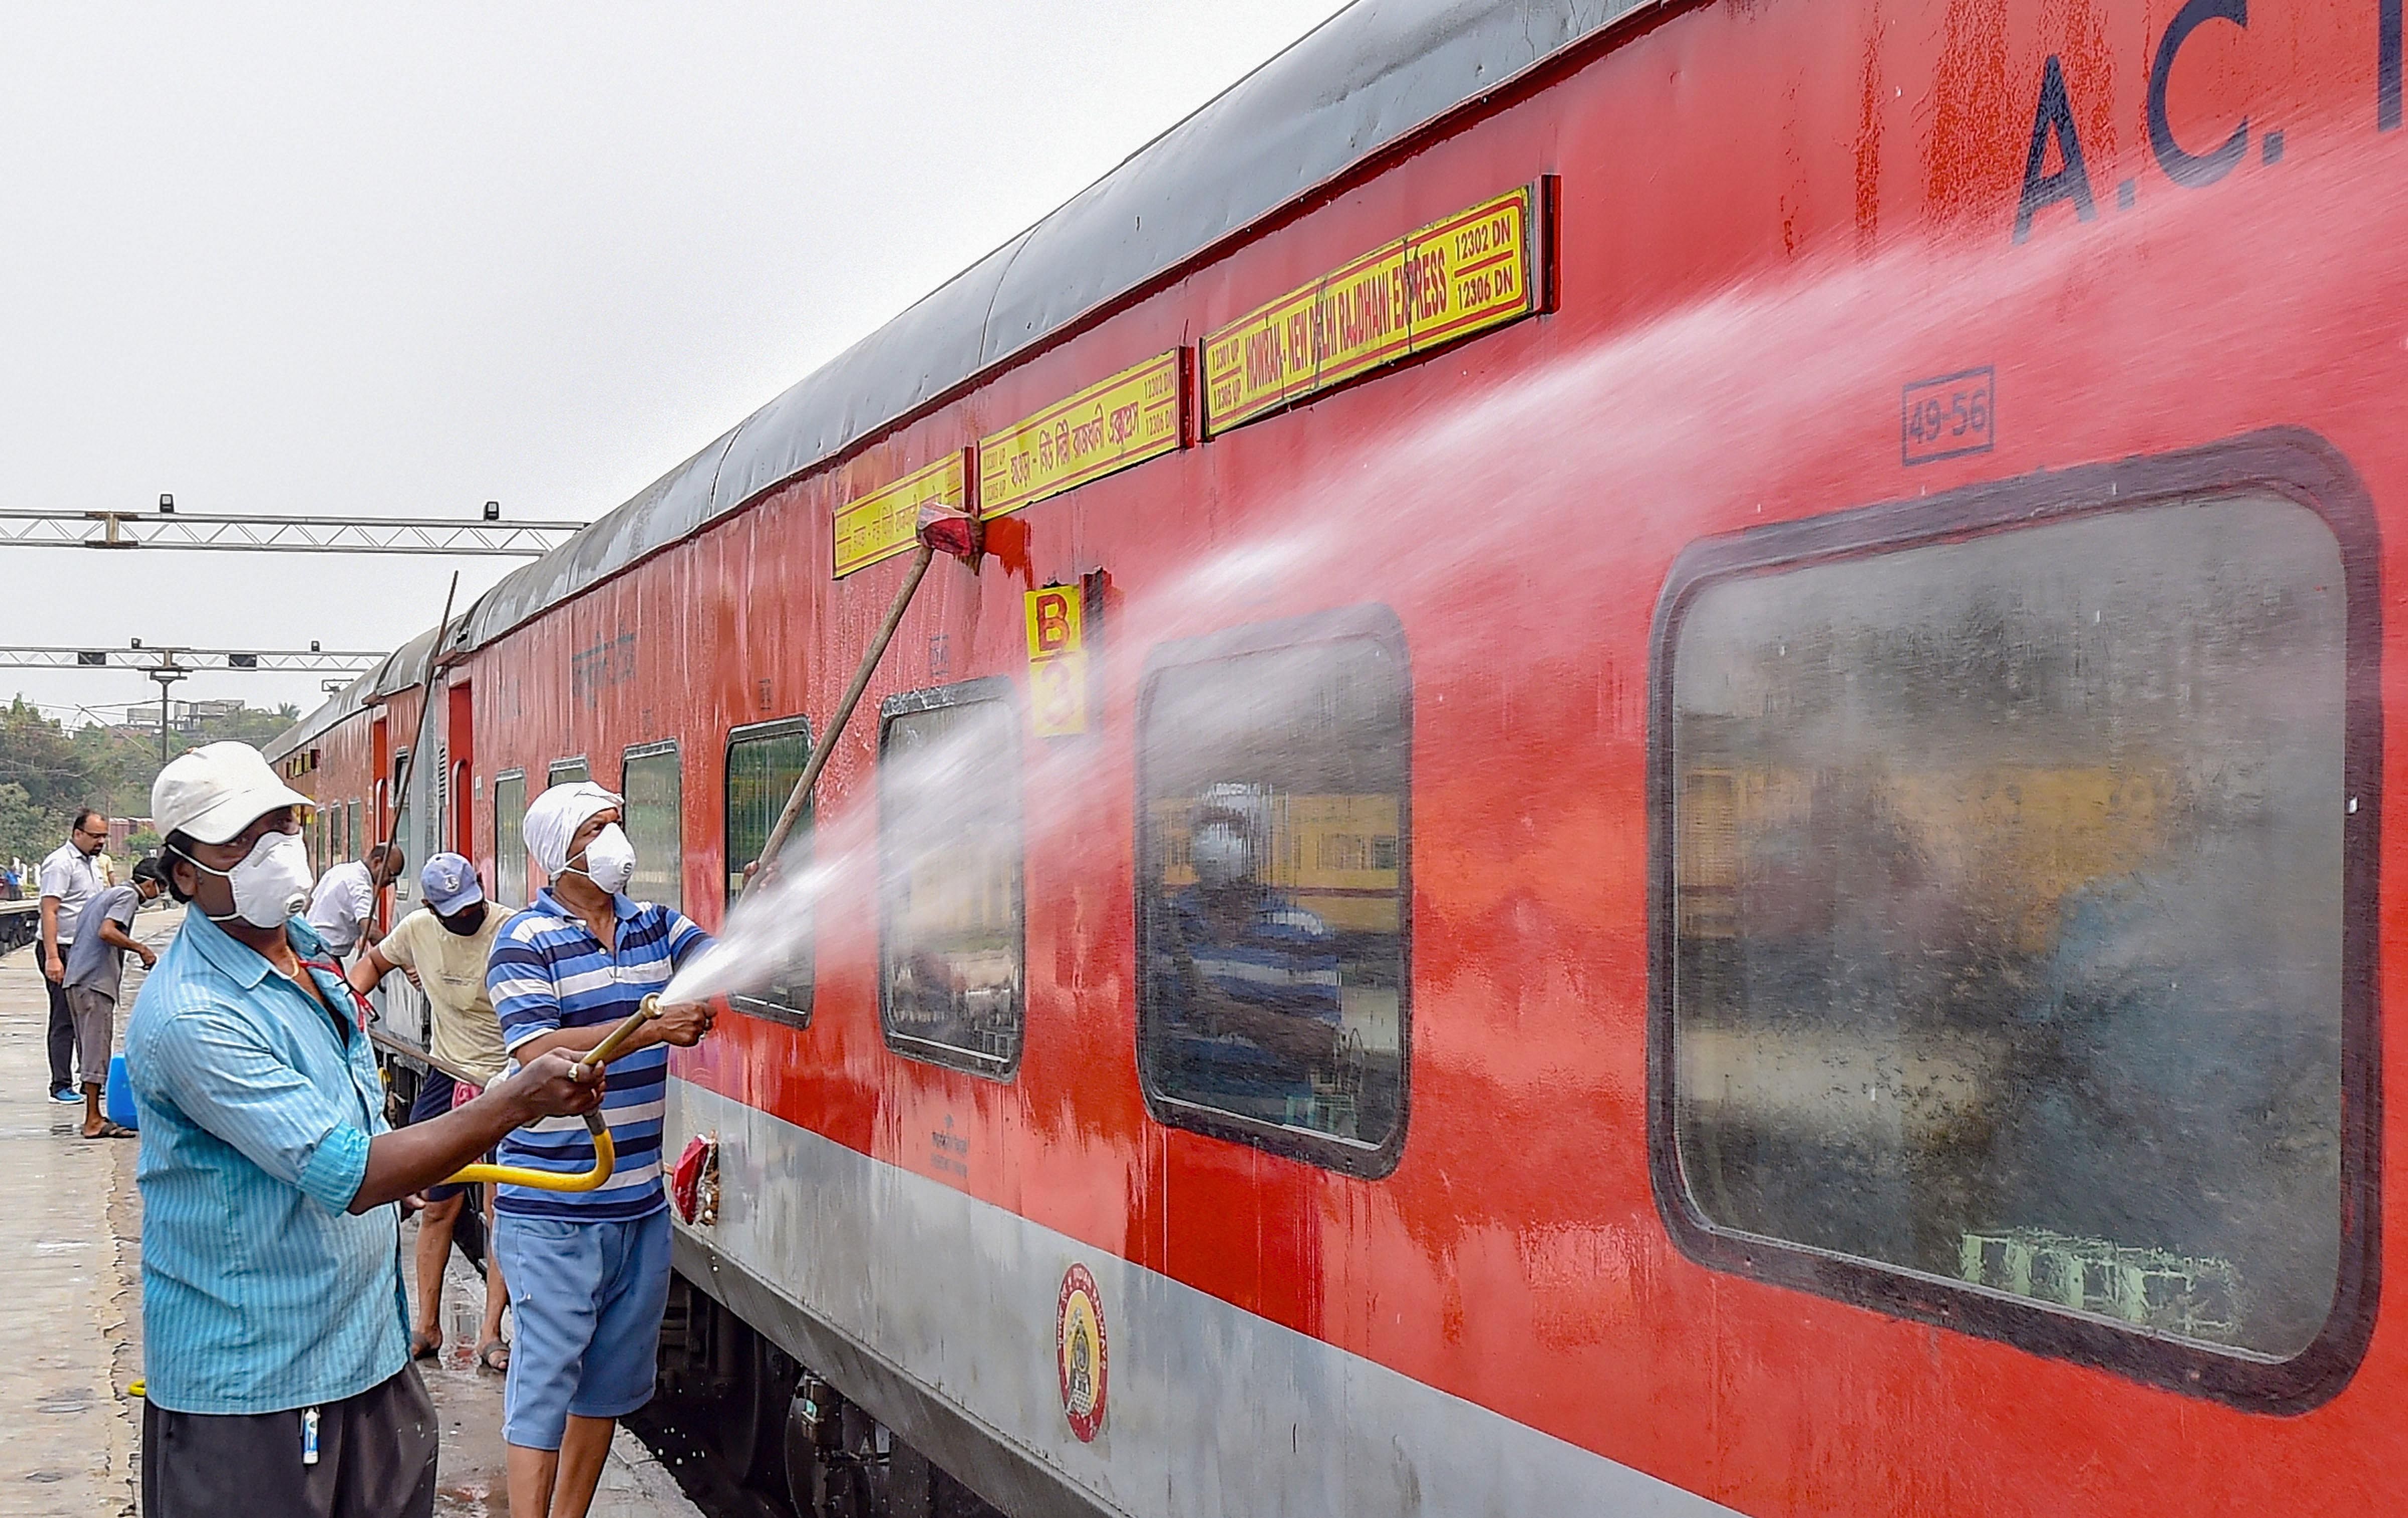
[124,906,408,1415]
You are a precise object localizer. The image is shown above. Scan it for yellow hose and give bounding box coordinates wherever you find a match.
[444,1111,617,1191]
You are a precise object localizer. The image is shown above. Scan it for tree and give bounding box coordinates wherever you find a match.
[0,696,305,838]
[0,782,53,869]
[0,700,104,858]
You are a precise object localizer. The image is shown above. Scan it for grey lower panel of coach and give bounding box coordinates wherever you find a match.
[668,1080,1738,1518]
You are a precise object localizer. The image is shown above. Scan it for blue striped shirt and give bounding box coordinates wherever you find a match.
[487,888,709,1222]
[124,907,406,1415]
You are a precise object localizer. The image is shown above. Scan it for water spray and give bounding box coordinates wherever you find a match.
[468,509,981,1188]
[660,507,979,1008]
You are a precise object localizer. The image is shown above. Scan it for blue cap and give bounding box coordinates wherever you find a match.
[420,852,485,915]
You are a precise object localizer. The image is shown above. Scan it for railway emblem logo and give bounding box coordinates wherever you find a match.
[1056,1263,1108,1442]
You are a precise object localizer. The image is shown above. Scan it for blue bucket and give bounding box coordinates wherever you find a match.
[105,1054,137,1131]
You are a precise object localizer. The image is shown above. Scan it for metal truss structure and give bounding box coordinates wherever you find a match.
[0,508,584,556]
[0,645,386,673]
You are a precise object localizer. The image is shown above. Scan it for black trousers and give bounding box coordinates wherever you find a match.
[140,1366,438,1518]
[44,948,75,1090]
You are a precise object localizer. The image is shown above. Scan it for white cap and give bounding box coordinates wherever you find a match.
[152,741,314,845]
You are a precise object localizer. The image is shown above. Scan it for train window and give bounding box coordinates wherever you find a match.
[621,742,681,913]
[1654,461,2377,1408]
[492,771,527,908]
[878,678,1022,1078]
[345,800,360,865]
[1136,606,1410,1178]
[548,757,589,787]
[724,717,814,1027]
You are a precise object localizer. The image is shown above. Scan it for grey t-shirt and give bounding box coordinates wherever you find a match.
[63,884,141,998]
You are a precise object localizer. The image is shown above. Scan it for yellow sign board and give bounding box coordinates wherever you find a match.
[1201,185,1543,434]
[834,450,968,578]
[981,351,1184,519]
[1024,583,1088,737]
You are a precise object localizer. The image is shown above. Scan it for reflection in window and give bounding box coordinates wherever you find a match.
[724,718,814,1024]
[493,773,527,909]
[1138,626,1408,1167]
[879,684,1022,1076]
[622,744,681,912]
[549,758,589,786]
[1668,494,2347,1361]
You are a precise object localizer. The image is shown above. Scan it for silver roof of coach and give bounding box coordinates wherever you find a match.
[272,0,1645,758]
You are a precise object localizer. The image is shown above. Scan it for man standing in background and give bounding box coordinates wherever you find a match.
[62,856,165,1138]
[307,840,403,959]
[39,808,108,1104]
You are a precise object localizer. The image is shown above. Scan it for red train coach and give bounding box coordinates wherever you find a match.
[270,0,2408,1510]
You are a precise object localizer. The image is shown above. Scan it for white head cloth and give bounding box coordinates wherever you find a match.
[523,781,624,877]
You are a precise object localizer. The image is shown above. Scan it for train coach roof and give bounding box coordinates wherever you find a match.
[269,620,453,756]
[271,0,1642,758]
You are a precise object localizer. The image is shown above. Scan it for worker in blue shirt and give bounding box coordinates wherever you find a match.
[125,742,604,1518]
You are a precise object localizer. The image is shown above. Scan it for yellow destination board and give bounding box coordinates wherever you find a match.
[1202,185,1543,434]
[834,450,968,578]
[979,350,1184,519]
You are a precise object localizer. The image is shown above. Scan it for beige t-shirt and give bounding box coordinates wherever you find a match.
[379,907,508,1084]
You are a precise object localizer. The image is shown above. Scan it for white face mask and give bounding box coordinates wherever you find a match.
[179,829,315,929]
[569,824,637,895]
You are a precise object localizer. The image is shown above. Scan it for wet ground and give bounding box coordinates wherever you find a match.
[0,919,699,1516]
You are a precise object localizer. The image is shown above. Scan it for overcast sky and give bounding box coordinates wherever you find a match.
[0,1,1346,727]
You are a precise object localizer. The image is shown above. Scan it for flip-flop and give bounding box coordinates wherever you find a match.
[476,1340,509,1374]
[409,1331,441,1362]
[82,1121,135,1139]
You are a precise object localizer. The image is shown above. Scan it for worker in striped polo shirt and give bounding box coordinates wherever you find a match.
[486,780,714,1518]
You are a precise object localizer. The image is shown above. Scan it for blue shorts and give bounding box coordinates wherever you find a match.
[491,1208,671,1449]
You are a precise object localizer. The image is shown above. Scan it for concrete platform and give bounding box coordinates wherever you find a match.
[0,919,700,1516]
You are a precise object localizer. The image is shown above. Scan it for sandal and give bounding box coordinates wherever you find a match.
[409,1330,441,1362]
[81,1121,135,1139]
[476,1339,509,1374]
